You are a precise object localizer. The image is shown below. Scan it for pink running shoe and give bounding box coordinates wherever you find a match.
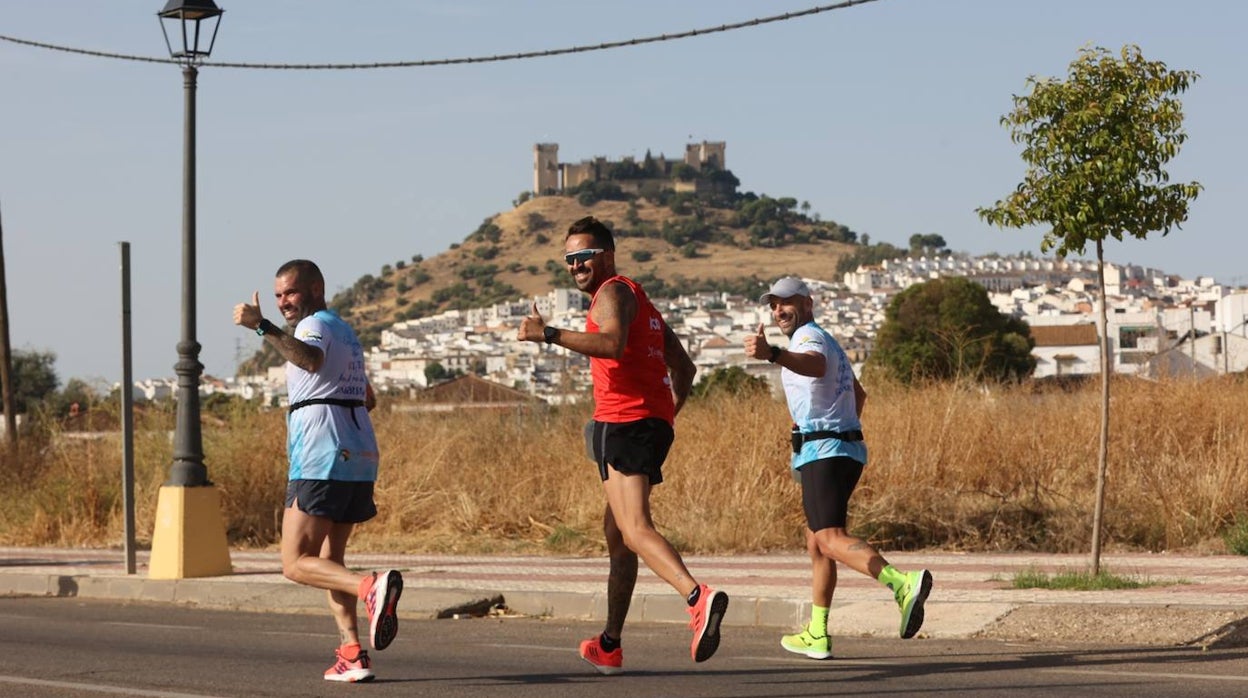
[687,584,729,662]
[361,570,403,651]
[324,644,374,683]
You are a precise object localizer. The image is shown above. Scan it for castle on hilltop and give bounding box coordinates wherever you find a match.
[533,141,728,196]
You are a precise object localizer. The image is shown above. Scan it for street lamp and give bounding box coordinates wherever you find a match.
[149,0,231,579]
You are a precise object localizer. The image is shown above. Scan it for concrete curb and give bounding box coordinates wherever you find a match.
[6,548,1248,645]
[0,571,1013,639]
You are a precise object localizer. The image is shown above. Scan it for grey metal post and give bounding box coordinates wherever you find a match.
[167,64,208,487]
[120,242,136,574]
[1189,305,1196,367]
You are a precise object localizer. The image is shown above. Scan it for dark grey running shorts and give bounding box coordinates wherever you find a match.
[285,479,377,524]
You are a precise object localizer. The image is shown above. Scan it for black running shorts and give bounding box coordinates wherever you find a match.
[799,457,865,532]
[285,479,377,524]
[588,418,674,486]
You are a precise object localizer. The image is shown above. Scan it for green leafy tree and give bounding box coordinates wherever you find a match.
[671,163,697,181]
[868,277,1034,384]
[1,349,59,413]
[908,233,948,256]
[424,362,450,384]
[977,45,1201,574]
[45,377,98,418]
[692,366,770,399]
[835,241,906,275]
[642,150,660,177]
[525,212,549,232]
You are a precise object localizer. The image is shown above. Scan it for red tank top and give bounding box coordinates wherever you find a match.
[586,276,675,424]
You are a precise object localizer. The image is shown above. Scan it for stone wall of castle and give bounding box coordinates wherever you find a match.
[533,141,727,195]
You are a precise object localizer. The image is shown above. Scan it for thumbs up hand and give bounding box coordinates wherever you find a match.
[744,321,772,360]
[233,291,264,331]
[518,301,548,343]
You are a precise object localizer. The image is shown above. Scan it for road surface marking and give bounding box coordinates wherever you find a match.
[0,674,225,697]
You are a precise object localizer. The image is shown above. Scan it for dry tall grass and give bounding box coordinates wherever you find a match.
[2,376,1246,555]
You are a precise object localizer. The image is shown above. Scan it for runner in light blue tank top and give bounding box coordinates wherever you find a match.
[782,320,867,470]
[233,259,401,681]
[287,309,379,482]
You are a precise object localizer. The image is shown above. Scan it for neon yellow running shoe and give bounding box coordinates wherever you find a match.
[780,624,832,660]
[895,569,933,639]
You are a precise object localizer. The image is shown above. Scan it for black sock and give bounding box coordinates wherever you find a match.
[599,632,620,652]
[686,585,701,607]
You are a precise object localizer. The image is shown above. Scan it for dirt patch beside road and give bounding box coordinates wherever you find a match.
[977,605,1248,649]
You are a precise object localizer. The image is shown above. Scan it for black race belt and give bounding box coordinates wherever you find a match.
[289,398,365,428]
[791,429,864,453]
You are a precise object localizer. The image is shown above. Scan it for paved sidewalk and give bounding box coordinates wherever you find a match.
[2,547,1247,640]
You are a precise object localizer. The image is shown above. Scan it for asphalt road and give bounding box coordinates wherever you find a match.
[3,597,1248,697]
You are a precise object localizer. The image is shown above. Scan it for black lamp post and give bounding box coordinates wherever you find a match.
[157,0,223,487]
[149,0,230,579]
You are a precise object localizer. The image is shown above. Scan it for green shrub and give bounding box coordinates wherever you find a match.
[1223,516,1248,555]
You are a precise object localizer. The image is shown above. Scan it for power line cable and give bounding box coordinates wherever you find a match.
[0,0,881,70]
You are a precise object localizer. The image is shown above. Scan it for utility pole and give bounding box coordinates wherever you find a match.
[0,200,16,457]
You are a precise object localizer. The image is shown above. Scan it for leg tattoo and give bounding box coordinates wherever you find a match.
[605,551,638,638]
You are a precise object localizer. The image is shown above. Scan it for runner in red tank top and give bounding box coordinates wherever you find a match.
[586,274,675,425]
[518,216,729,672]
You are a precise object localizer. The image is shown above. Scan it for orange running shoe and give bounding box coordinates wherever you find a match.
[579,635,623,675]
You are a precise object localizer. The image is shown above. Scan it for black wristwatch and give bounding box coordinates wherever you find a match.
[255,319,278,337]
[543,326,560,345]
[767,345,782,363]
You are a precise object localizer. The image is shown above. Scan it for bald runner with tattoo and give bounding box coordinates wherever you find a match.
[234,259,402,683]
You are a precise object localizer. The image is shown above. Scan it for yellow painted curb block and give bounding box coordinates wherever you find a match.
[149,485,233,579]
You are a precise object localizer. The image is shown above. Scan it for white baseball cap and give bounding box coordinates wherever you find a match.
[759,277,812,304]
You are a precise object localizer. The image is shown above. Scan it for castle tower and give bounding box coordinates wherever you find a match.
[684,141,726,171]
[534,143,559,195]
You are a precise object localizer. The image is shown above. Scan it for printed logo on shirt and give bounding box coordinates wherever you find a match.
[297,328,324,342]
[796,336,823,351]
[649,316,661,331]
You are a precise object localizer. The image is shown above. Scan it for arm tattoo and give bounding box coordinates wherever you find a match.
[588,281,637,358]
[263,326,323,373]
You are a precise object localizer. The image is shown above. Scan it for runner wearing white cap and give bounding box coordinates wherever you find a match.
[747,277,932,659]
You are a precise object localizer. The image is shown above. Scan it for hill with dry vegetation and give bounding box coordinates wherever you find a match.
[347,196,858,335]
[238,190,867,374]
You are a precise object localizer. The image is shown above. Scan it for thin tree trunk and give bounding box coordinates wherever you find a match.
[1090,239,1111,576]
[0,200,17,457]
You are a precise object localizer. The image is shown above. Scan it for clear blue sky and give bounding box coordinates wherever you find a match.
[1,0,1244,386]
